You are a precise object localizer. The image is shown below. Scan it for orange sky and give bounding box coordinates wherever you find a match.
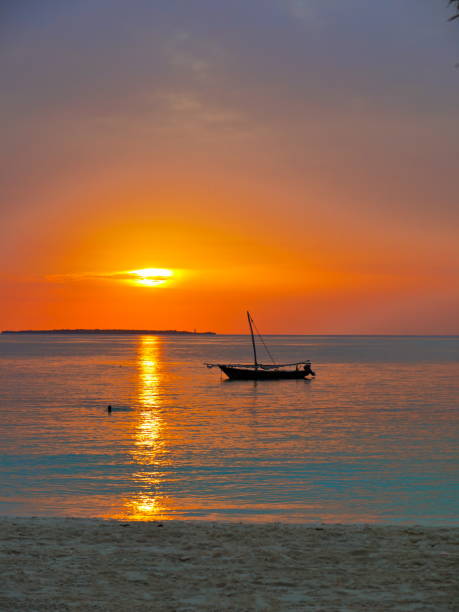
[1,1,458,333]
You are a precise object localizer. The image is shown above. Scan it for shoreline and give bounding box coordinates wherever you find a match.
[1,329,216,336]
[1,518,457,610]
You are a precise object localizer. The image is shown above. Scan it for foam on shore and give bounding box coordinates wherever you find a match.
[1,518,458,610]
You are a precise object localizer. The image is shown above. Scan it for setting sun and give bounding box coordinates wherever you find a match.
[1,0,458,335]
[129,268,173,287]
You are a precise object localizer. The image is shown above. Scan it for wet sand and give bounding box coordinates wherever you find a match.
[1,518,458,611]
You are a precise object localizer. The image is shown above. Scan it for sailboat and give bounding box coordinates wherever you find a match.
[206,311,316,380]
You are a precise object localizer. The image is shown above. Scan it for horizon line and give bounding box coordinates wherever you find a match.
[1,329,457,338]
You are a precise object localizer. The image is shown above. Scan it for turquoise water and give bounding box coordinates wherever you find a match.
[0,334,458,523]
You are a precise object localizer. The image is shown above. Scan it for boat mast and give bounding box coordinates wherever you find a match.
[247,311,258,368]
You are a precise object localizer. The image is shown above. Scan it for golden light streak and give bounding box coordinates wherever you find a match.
[122,336,174,520]
[121,491,172,521]
[135,336,163,459]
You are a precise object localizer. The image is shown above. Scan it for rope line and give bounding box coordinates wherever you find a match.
[252,320,277,365]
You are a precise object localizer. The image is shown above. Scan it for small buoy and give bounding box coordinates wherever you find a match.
[107,405,112,413]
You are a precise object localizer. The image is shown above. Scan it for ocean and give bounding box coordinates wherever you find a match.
[0,334,457,524]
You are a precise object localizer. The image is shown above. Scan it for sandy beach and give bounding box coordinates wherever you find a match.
[0,518,457,611]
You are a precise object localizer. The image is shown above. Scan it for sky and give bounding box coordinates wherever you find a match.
[1,0,458,333]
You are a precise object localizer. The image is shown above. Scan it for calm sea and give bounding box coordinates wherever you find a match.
[0,334,458,524]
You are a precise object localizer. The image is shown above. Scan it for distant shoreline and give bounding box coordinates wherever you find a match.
[1,329,216,336]
[1,330,457,337]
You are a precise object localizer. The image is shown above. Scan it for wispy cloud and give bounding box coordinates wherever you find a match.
[285,0,322,25]
[46,270,171,283]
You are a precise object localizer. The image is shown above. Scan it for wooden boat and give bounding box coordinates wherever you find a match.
[206,312,316,381]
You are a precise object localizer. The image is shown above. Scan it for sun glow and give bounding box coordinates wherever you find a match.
[130,267,173,287]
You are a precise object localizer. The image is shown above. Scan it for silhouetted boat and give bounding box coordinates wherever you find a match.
[206,312,316,380]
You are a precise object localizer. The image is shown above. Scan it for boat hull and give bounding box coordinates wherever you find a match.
[220,366,314,380]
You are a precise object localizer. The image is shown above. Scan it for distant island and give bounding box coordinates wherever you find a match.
[2,329,216,336]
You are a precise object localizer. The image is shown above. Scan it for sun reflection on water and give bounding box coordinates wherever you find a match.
[137,335,161,411]
[122,336,173,520]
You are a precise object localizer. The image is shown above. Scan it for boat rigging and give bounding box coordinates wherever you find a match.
[205,311,316,380]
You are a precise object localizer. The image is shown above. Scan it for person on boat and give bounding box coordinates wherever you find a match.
[303,363,315,376]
